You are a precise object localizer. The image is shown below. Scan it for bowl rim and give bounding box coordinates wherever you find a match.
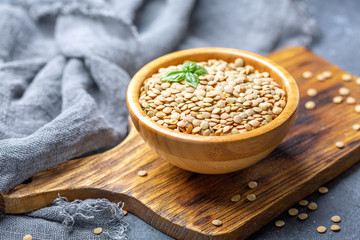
[127,47,299,143]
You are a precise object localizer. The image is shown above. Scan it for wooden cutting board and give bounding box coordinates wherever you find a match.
[1,46,360,240]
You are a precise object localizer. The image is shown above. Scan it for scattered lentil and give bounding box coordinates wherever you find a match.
[355,105,360,113]
[298,199,309,206]
[335,141,345,149]
[275,220,285,228]
[140,59,286,136]
[307,88,318,97]
[322,71,332,79]
[138,170,148,177]
[288,208,299,216]
[23,235,33,240]
[317,74,326,81]
[341,74,352,81]
[346,97,356,105]
[339,87,350,96]
[248,181,258,189]
[298,213,308,220]
[353,124,360,131]
[331,215,341,223]
[123,210,128,216]
[305,101,316,110]
[331,225,341,232]
[302,71,313,79]
[333,96,343,104]
[247,194,256,201]
[231,194,241,202]
[212,219,223,226]
[308,202,318,211]
[318,186,328,194]
[94,227,103,235]
[317,226,327,233]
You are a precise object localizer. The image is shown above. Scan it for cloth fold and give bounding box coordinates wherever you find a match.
[0,0,318,239]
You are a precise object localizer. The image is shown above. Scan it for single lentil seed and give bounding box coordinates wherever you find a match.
[23,235,33,240]
[341,74,352,81]
[302,71,313,79]
[331,215,341,223]
[231,194,241,202]
[123,210,128,216]
[346,97,356,105]
[94,227,103,235]
[275,220,285,228]
[305,101,316,110]
[307,88,318,97]
[317,226,327,233]
[247,194,256,201]
[288,208,299,216]
[248,181,258,189]
[298,200,309,206]
[353,124,360,131]
[335,141,345,149]
[298,213,308,220]
[333,96,343,104]
[355,105,360,113]
[308,202,318,211]
[331,224,341,232]
[339,87,350,96]
[138,170,148,177]
[318,186,328,194]
[212,219,223,226]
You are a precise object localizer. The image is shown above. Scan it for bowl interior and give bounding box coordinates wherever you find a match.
[127,47,299,143]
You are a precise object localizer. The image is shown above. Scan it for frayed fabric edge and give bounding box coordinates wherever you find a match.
[54,195,129,240]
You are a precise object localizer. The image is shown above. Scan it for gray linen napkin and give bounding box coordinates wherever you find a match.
[0,0,318,239]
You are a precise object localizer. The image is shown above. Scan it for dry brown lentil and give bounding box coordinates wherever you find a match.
[355,105,360,113]
[212,219,223,226]
[288,208,299,216]
[248,181,258,189]
[298,199,309,206]
[353,124,360,131]
[317,226,327,233]
[247,194,256,201]
[231,194,241,202]
[298,213,308,220]
[308,202,318,211]
[318,186,328,194]
[342,74,352,81]
[331,224,341,232]
[305,101,316,110]
[302,71,313,79]
[333,96,343,104]
[138,170,148,177]
[339,87,350,96]
[140,59,286,136]
[335,141,345,149]
[94,227,103,235]
[23,235,33,240]
[346,97,356,105]
[331,215,341,223]
[307,88,318,97]
[322,71,332,78]
[275,220,285,228]
[123,210,128,216]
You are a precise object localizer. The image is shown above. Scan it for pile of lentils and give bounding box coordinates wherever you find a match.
[139,58,287,136]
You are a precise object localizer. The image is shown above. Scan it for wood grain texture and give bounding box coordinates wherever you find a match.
[1,46,360,240]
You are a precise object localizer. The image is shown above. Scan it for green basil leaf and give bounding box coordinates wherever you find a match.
[182,61,197,72]
[185,72,199,88]
[194,65,208,76]
[160,70,186,82]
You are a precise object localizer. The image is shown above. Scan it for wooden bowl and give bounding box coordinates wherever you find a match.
[127,48,299,174]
